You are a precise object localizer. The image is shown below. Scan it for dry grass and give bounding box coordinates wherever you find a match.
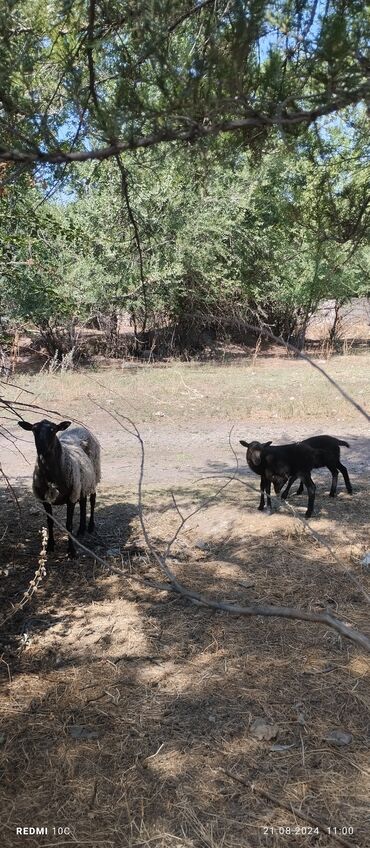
[1,355,370,847]
[1,479,370,847]
[7,351,370,425]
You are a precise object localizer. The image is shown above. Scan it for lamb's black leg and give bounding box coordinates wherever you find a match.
[66,500,76,557]
[258,473,268,511]
[88,493,96,532]
[77,496,87,536]
[280,475,297,501]
[328,466,338,497]
[265,479,272,510]
[338,462,353,494]
[303,474,316,518]
[43,502,55,552]
[295,481,304,496]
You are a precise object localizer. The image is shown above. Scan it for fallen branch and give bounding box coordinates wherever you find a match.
[93,402,370,653]
[223,769,357,848]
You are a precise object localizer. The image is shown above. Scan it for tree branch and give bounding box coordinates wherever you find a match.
[86,0,100,112]
[0,86,368,164]
[168,0,215,33]
[115,155,149,332]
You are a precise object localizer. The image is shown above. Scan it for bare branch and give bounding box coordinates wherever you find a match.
[87,0,100,112]
[115,155,149,332]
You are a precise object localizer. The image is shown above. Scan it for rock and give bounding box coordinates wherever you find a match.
[107,546,121,557]
[250,718,278,741]
[322,729,353,747]
[194,540,209,551]
[68,725,99,740]
[361,552,370,568]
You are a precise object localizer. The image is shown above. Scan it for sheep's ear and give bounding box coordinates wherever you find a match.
[56,420,71,431]
[18,420,33,431]
[263,440,272,447]
[239,439,249,448]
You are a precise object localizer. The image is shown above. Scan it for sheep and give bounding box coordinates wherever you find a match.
[18,419,101,557]
[240,439,328,517]
[293,435,352,497]
[240,435,352,513]
[239,440,285,511]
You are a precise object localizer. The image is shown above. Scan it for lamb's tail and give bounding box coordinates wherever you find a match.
[337,439,350,448]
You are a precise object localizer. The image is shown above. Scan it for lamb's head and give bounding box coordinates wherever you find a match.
[18,419,71,457]
[239,439,272,472]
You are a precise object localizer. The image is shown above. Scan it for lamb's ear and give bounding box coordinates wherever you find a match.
[56,420,71,431]
[18,420,33,431]
[262,440,272,447]
[239,439,249,448]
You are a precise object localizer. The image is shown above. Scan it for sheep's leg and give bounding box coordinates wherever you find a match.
[280,475,297,500]
[77,496,87,536]
[295,481,304,496]
[88,493,96,532]
[328,466,338,497]
[338,462,353,494]
[258,478,266,511]
[265,480,272,511]
[66,500,77,558]
[43,502,55,552]
[303,474,316,518]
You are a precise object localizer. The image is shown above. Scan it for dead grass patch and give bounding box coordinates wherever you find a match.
[1,476,369,847]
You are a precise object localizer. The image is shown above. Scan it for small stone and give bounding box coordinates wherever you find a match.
[69,725,99,740]
[195,540,209,551]
[250,718,278,741]
[323,729,353,747]
[361,552,370,568]
[107,546,121,557]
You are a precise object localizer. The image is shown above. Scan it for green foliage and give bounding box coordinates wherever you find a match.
[0,2,369,354]
[0,1,369,162]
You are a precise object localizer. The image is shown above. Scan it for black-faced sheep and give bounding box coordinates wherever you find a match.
[240,440,324,518]
[240,435,352,515]
[18,419,101,557]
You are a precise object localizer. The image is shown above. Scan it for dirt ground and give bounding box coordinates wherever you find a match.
[1,355,370,848]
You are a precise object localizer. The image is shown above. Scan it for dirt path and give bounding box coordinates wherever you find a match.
[6,416,370,490]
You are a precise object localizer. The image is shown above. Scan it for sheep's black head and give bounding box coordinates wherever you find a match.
[239,439,272,473]
[18,419,71,456]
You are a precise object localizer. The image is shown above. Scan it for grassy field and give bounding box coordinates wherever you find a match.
[9,351,370,425]
[1,354,370,847]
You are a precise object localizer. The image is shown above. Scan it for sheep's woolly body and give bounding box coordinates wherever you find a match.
[59,425,101,485]
[33,424,101,505]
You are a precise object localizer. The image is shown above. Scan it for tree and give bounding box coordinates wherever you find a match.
[0,1,369,165]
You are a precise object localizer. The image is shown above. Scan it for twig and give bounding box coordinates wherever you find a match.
[245,317,370,424]
[0,528,47,628]
[223,769,357,848]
